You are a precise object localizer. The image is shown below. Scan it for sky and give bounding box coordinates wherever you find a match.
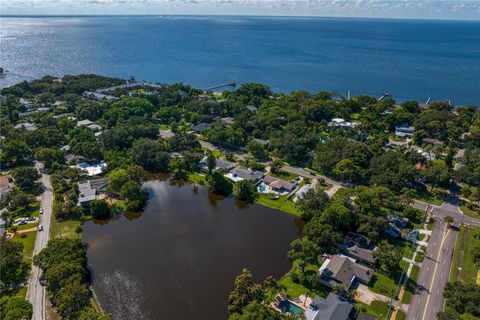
[1,0,479,20]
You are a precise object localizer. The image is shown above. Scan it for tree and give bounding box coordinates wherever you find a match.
[11,166,41,192]
[270,159,283,174]
[0,297,33,320]
[89,200,111,219]
[0,140,32,167]
[442,282,480,317]
[227,269,264,315]
[0,238,24,290]
[423,160,450,190]
[206,171,232,195]
[297,187,330,221]
[75,225,83,238]
[206,152,216,173]
[233,180,256,203]
[373,240,403,273]
[229,301,289,320]
[334,158,361,183]
[246,141,267,160]
[444,215,454,225]
[287,237,320,264]
[131,138,170,172]
[35,147,63,169]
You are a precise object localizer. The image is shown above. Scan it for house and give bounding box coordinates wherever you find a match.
[199,157,235,172]
[160,129,175,139]
[423,138,443,146]
[86,124,102,131]
[395,125,415,138]
[385,226,401,239]
[73,161,107,176]
[191,123,212,133]
[412,147,436,161]
[220,117,235,125]
[293,183,313,202]
[78,177,108,208]
[260,175,297,194]
[342,245,376,265]
[246,105,257,112]
[224,166,264,183]
[328,118,358,129]
[319,255,374,290]
[65,154,86,165]
[14,122,38,131]
[252,138,269,146]
[387,214,409,229]
[77,119,94,127]
[82,91,118,101]
[0,175,14,201]
[305,293,353,320]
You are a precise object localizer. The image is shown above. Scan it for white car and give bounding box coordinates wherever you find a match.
[39,208,44,214]
[38,224,44,231]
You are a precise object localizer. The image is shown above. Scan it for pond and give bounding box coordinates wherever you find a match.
[82,179,303,320]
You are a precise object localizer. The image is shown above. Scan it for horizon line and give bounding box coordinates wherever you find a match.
[1,13,479,22]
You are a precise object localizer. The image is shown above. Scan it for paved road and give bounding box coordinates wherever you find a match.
[408,195,480,320]
[27,163,53,320]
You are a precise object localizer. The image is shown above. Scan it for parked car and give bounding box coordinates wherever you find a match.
[18,220,27,225]
[39,208,44,214]
[38,224,44,231]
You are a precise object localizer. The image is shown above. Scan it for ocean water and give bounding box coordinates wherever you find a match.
[1,15,479,105]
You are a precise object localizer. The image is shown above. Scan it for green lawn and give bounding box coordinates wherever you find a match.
[357,301,390,319]
[370,272,399,298]
[413,188,446,206]
[51,217,83,239]
[450,226,465,282]
[459,226,480,284]
[269,170,299,182]
[255,193,300,216]
[11,231,37,262]
[460,203,480,220]
[10,201,40,218]
[278,276,330,299]
[188,172,207,186]
[415,251,425,263]
[9,222,39,232]
[402,265,420,304]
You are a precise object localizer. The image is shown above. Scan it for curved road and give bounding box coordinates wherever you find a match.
[27,163,53,320]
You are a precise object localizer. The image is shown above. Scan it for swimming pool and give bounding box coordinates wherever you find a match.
[279,300,304,316]
[258,185,266,192]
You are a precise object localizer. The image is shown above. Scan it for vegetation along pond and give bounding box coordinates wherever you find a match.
[82,179,303,320]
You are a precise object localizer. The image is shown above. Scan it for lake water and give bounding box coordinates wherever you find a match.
[1,15,479,105]
[82,179,302,320]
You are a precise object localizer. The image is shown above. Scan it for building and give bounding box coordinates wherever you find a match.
[395,125,415,138]
[224,166,264,183]
[78,177,108,208]
[341,245,376,265]
[305,293,353,320]
[319,255,374,290]
[82,91,118,101]
[14,122,38,131]
[73,161,107,176]
[293,183,313,202]
[220,117,235,125]
[160,129,175,139]
[86,124,102,131]
[77,119,94,127]
[328,118,358,128]
[260,175,297,194]
[251,138,269,146]
[387,214,409,229]
[0,175,14,201]
[199,157,235,172]
[191,123,212,133]
[422,138,444,146]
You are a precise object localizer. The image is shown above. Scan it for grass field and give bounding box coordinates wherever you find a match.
[459,226,480,284]
[269,170,299,182]
[11,231,37,262]
[255,193,300,216]
[10,201,40,218]
[460,203,480,220]
[402,265,420,304]
[414,188,445,206]
[371,272,399,298]
[449,227,464,282]
[51,217,83,239]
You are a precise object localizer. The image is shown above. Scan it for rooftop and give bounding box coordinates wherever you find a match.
[225,166,264,182]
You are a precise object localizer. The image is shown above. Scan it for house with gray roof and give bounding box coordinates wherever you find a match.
[319,255,373,290]
[78,177,108,208]
[305,293,353,320]
[14,122,38,131]
[199,157,235,172]
[224,166,264,183]
[252,138,269,146]
[191,122,212,133]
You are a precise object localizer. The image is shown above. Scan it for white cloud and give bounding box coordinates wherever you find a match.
[1,0,479,20]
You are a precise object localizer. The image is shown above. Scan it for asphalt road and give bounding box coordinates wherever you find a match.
[27,164,53,320]
[407,196,480,320]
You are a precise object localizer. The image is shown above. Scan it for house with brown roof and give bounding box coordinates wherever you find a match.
[319,255,373,290]
[260,175,297,194]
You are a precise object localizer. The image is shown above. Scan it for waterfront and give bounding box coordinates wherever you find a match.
[82,179,303,320]
[1,15,479,105]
